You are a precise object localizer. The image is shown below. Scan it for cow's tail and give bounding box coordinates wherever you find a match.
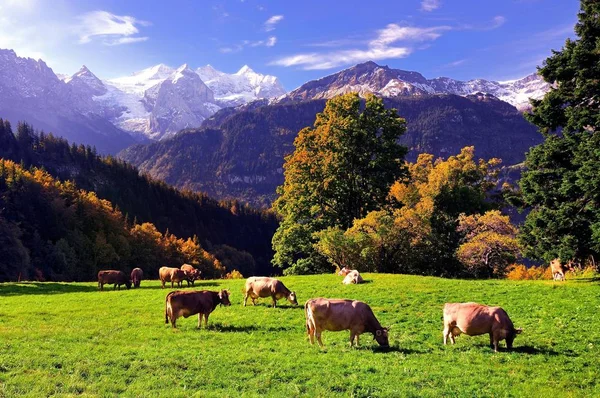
[165,291,175,324]
[304,300,314,335]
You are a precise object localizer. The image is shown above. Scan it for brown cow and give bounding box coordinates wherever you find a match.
[159,266,188,289]
[97,270,131,291]
[305,298,389,348]
[338,268,364,284]
[550,259,575,281]
[243,277,298,308]
[130,268,143,288]
[442,302,522,352]
[181,264,201,287]
[165,289,231,328]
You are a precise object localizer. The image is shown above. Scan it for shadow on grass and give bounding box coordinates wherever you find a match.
[134,281,220,290]
[239,302,301,309]
[0,282,98,296]
[470,343,568,356]
[572,277,600,283]
[207,322,293,333]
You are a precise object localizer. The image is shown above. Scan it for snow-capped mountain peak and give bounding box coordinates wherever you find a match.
[236,65,255,75]
[196,64,225,82]
[284,61,549,110]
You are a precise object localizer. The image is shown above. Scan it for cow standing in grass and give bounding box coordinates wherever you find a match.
[550,259,575,281]
[243,277,298,308]
[159,266,187,289]
[165,289,231,328]
[98,270,131,291]
[338,267,364,284]
[181,264,201,287]
[131,268,143,288]
[442,302,522,352]
[304,298,389,348]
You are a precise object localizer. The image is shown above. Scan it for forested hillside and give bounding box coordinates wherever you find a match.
[0,119,278,281]
[120,94,542,207]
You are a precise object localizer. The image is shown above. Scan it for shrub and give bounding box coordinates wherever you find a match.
[224,270,244,279]
[506,264,552,280]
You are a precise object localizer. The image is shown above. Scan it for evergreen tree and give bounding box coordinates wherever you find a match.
[519,0,600,266]
[272,93,408,274]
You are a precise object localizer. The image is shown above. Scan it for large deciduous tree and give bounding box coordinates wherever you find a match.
[272,93,408,274]
[519,0,600,266]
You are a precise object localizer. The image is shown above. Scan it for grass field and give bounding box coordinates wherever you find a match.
[1,274,599,397]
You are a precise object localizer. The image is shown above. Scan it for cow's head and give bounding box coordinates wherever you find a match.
[125,280,132,289]
[374,327,390,347]
[218,289,231,306]
[288,291,298,306]
[506,328,522,349]
[338,267,351,276]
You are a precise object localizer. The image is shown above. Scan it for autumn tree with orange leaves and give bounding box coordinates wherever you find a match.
[272,93,408,274]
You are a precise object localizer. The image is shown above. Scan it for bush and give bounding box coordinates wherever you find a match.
[224,270,244,279]
[506,264,552,280]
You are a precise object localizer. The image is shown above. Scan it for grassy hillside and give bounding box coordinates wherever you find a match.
[0,274,599,397]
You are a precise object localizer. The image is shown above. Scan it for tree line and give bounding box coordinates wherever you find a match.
[0,120,277,281]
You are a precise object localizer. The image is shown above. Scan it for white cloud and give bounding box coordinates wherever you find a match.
[490,16,506,29]
[266,36,277,47]
[222,36,277,52]
[264,15,284,31]
[271,23,448,70]
[421,0,441,12]
[77,11,150,45]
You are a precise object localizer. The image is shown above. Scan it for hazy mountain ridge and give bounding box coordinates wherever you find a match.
[119,93,543,207]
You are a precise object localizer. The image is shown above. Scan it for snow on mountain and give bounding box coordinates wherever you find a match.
[285,61,549,110]
[196,64,286,107]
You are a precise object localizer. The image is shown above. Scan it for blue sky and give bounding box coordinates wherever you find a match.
[0,0,578,90]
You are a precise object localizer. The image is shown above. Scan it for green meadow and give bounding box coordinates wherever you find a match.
[1,274,599,397]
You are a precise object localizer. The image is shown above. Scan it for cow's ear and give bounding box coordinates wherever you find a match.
[376,330,382,336]
[515,328,523,334]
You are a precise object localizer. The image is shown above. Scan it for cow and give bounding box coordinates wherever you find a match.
[97,270,131,291]
[181,264,201,287]
[304,298,389,348]
[442,302,522,352]
[338,268,364,284]
[243,277,298,308]
[130,268,143,288]
[159,266,188,289]
[550,258,575,281]
[165,289,231,328]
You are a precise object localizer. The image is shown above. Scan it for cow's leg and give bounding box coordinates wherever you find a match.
[243,292,248,307]
[171,281,174,288]
[197,313,202,328]
[308,327,315,345]
[356,334,360,347]
[203,313,209,328]
[171,315,177,328]
[252,297,256,306]
[491,332,499,352]
[349,331,356,347]
[161,280,165,289]
[271,295,277,308]
[443,325,450,345]
[449,328,457,344]
[316,329,324,348]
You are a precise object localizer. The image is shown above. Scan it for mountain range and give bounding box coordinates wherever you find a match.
[119,93,543,206]
[0,49,550,154]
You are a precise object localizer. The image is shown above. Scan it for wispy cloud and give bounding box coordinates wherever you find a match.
[489,15,506,29]
[440,59,467,69]
[271,23,449,70]
[77,11,150,46]
[421,0,441,12]
[264,15,284,31]
[220,36,277,53]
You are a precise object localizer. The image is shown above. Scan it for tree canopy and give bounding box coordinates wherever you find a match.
[272,93,408,274]
[518,0,600,265]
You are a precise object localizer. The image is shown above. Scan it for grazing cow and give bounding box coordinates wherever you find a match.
[130,268,143,288]
[243,277,298,308]
[97,270,131,291]
[550,258,575,281]
[442,302,522,352]
[181,264,201,287]
[159,266,188,289]
[165,289,231,328]
[305,298,389,348]
[338,268,364,284]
